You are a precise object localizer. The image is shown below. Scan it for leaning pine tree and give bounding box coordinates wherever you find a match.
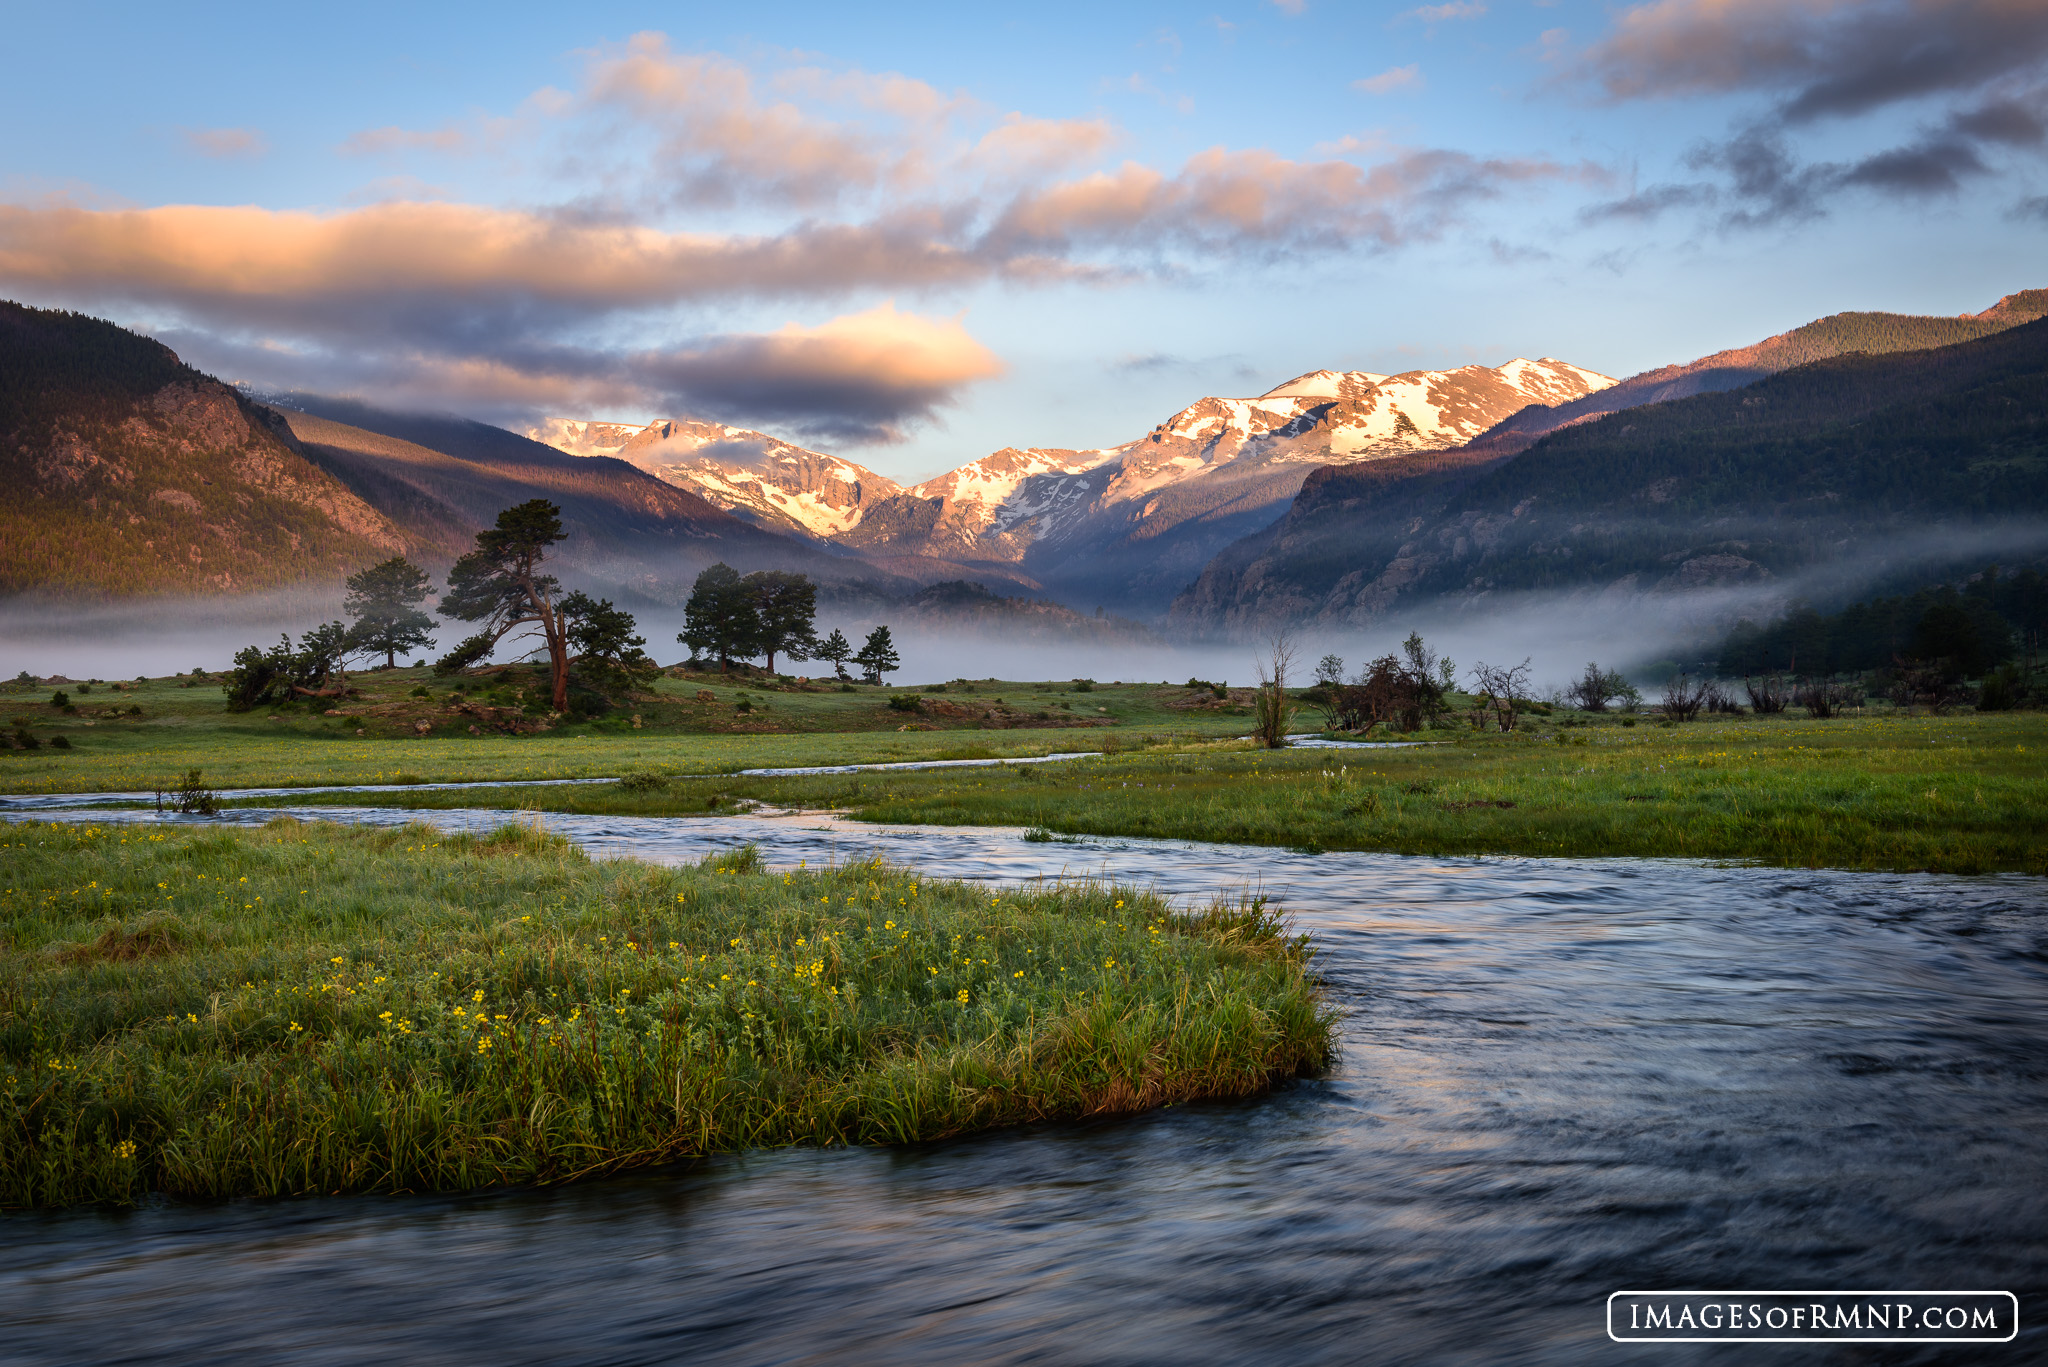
[436,500,574,711]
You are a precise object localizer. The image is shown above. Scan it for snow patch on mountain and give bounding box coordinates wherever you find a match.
[524,418,643,460]
[530,416,899,538]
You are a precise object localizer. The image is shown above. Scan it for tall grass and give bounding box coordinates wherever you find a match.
[0,819,1331,1207]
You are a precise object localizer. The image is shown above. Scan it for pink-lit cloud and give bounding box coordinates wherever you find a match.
[0,33,1609,439]
[1354,65,1425,96]
[181,127,267,159]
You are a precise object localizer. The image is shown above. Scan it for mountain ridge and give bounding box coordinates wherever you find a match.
[528,355,1615,617]
[1169,313,2048,637]
[1463,288,2048,458]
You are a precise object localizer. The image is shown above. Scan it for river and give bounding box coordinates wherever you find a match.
[3,806,2043,1365]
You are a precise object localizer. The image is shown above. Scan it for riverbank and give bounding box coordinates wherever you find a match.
[0,818,1331,1208]
[220,712,2048,876]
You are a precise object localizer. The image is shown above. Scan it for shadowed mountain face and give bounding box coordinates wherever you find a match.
[1170,316,2048,637]
[270,398,860,601]
[1463,289,2048,458]
[0,303,408,599]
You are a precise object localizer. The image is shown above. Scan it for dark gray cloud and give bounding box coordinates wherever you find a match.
[1573,0,2048,121]
[1578,181,1717,224]
[1566,1,2048,226]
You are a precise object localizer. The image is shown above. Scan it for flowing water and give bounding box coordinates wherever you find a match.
[3,807,2044,1365]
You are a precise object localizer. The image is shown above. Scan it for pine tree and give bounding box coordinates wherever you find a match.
[679,563,761,672]
[343,556,436,670]
[437,500,573,710]
[816,628,853,680]
[560,592,657,693]
[744,570,818,674]
[854,624,900,685]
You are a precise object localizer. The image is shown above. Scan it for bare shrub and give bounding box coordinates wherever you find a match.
[1253,633,1298,749]
[1469,659,1532,732]
[1744,673,1790,714]
[1660,673,1709,722]
[1702,680,1744,714]
[1796,677,1861,718]
[1567,661,1637,712]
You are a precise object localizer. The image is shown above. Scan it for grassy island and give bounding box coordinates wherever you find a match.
[0,818,1331,1208]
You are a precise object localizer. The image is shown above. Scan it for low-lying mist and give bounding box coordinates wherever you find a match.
[0,594,1730,695]
[8,518,2042,693]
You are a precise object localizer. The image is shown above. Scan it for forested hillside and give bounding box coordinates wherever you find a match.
[1172,317,2048,636]
[1713,565,2046,676]
[0,303,408,598]
[1465,288,2048,456]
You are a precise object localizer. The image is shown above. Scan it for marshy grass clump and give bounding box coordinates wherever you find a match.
[0,819,1331,1208]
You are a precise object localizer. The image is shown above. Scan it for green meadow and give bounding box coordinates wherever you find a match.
[5,667,2043,1209]
[5,670,2045,874]
[0,818,1329,1207]
[0,668,1246,793]
[220,711,2045,877]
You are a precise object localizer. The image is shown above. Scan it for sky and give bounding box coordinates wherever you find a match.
[2,0,2044,484]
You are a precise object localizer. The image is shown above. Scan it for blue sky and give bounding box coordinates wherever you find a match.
[3,0,2043,482]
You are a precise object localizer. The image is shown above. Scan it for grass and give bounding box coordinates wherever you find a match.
[251,711,2048,876]
[0,669,1252,794]
[9,672,2043,874]
[0,818,1331,1208]
[834,711,2048,874]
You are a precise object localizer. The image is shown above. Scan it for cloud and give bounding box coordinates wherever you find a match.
[986,146,1597,255]
[181,127,266,159]
[1402,2,1486,22]
[0,34,1613,439]
[1560,0,2048,223]
[576,36,894,209]
[966,114,1119,176]
[1578,180,1716,223]
[339,126,471,157]
[1269,0,1307,15]
[631,304,1004,443]
[1354,65,1424,96]
[172,304,1002,444]
[1569,0,2048,121]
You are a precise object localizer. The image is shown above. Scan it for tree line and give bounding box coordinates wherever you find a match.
[1713,565,2046,680]
[679,563,898,683]
[224,499,898,712]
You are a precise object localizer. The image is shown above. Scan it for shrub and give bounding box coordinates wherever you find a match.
[1977,665,2027,712]
[1072,679,1096,693]
[157,769,220,815]
[887,694,922,713]
[48,690,69,709]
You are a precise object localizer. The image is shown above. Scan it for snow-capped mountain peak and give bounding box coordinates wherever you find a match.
[528,416,899,538]
[1259,369,1391,401]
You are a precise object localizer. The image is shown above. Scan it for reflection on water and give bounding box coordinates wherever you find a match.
[3,810,2044,1365]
